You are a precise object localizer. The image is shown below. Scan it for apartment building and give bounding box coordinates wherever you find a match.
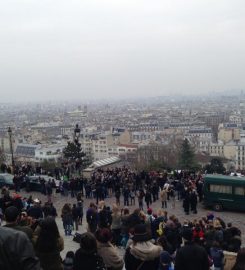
[35,144,66,163]
[15,143,41,163]
[236,144,245,170]
[218,123,240,143]
[80,131,100,160]
[131,131,152,143]
[108,144,137,157]
[91,129,131,161]
[209,142,237,169]
[92,135,108,161]
[185,127,213,152]
[229,114,241,124]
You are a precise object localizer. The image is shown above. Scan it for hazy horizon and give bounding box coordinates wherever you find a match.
[0,0,244,102]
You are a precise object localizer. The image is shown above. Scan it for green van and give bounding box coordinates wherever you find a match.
[203,174,245,211]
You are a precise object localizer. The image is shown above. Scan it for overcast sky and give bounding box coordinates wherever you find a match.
[0,0,244,102]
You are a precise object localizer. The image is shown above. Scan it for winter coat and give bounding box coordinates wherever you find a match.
[27,206,43,220]
[126,213,142,231]
[145,192,152,203]
[97,241,124,270]
[124,240,162,270]
[111,214,121,230]
[86,208,98,233]
[223,251,237,270]
[4,223,33,240]
[74,249,106,270]
[34,236,64,270]
[98,209,112,228]
[0,226,40,270]
[210,247,224,268]
[160,190,167,202]
[175,242,209,270]
[63,257,74,270]
[121,214,130,234]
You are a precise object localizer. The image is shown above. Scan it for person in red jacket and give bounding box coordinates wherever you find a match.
[192,224,205,242]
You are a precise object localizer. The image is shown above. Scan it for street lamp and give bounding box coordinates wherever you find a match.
[74,124,81,175]
[7,127,15,172]
[74,124,81,145]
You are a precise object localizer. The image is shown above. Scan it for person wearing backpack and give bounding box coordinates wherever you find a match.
[152,209,168,240]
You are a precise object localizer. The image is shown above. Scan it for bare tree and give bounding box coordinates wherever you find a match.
[134,136,182,170]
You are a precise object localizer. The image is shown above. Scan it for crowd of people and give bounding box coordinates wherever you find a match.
[0,166,244,270]
[42,167,202,216]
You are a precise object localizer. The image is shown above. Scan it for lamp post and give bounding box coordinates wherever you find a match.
[74,124,81,174]
[7,127,15,172]
[74,124,81,145]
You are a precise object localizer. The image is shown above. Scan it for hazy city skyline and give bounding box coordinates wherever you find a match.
[0,0,244,102]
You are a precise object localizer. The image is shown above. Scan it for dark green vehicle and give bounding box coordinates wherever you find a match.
[203,174,245,211]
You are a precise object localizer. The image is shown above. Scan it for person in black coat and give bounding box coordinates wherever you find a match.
[190,190,198,214]
[175,228,209,270]
[145,190,152,209]
[196,180,204,202]
[126,209,142,232]
[183,190,190,215]
[86,203,98,233]
[74,232,106,270]
[98,206,112,229]
[27,199,43,220]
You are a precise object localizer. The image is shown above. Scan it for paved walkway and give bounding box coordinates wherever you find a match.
[18,190,245,259]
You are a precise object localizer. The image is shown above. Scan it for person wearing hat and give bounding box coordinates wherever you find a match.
[124,224,162,270]
[174,228,210,270]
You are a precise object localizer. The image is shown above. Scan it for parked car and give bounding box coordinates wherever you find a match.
[22,175,59,192]
[0,173,14,189]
